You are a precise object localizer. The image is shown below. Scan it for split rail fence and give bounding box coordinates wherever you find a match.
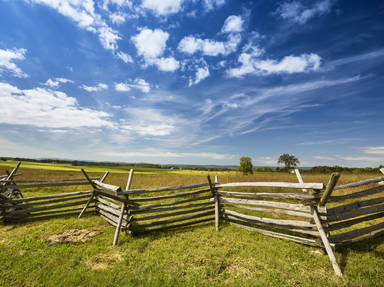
[1,163,384,277]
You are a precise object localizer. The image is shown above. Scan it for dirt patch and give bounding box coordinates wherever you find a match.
[310,249,325,256]
[47,229,102,244]
[85,250,124,270]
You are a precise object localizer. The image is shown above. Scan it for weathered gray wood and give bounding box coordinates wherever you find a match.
[335,229,384,248]
[100,213,118,227]
[329,185,384,202]
[98,209,121,224]
[207,175,219,231]
[0,173,21,180]
[222,203,312,218]
[224,209,315,228]
[330,222,384,243]
[294,169,307,192]
[6,210,94,223]
[96,202,125,218]
[8,199,92,216]
[113,169,133,245]
[129,195,213,211]
[100,171,109,183]
[312,206,343,276]
[6,190,92,203]
[99,195,121,206]
[319,173,340,206]
[137,210,215,228]
[219,197,311,212]
[135,217,214,233]
[328,212,384,232]
[334,176,384,190]
[228,222,319,246]
[15,182,91,189]
[132,202,213,215]
[78,193,95,218]
[10,194,91,209]
[327,204,384,222]
[95,190,126,201]
[225,215,320,237]
[135,206,214,222]
[216,182,324,189]
[129,188,211,202]
[327,197,384,215]
[12,177,98,184]
[81,168,98,189]
[97,196,121,210]
[6,206,95,219]
[123,182,210,195]
[93,180,122,193]
[218,190,317,201]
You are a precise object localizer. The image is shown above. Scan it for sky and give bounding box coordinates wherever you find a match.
[0,0,383,167]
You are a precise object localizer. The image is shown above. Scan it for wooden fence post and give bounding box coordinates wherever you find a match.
[113,169,134,246]
[208,175,219,231]
[319,173,340,206]
[79,170,108,219]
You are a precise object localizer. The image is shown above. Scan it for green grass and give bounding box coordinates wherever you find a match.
[1,165,384,286]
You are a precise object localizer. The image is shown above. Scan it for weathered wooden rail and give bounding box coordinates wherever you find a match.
[1,163,384,277]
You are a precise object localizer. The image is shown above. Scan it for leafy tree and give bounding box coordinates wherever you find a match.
[277,154,300,169]
[238,157,253,175]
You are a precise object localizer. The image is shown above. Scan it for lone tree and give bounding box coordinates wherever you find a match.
[277,154,300,169]
[238,157,253,175]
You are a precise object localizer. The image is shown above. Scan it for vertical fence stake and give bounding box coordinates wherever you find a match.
[113,169,134,246]
[207,175,219,231]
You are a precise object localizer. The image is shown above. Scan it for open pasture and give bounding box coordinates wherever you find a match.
[1,162,383,287]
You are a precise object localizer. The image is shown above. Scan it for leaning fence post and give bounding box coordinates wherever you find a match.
[319,173,340,206]
[113,169,134,246]
[207,175,219,231]
[78,169,108,218]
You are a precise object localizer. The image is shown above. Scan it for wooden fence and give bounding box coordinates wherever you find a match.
[324,170,384,248]
[2,164,384,277]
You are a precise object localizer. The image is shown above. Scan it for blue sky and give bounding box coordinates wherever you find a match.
[0,0,383,167]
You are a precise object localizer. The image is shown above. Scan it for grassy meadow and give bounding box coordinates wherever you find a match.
[1,161,383,286]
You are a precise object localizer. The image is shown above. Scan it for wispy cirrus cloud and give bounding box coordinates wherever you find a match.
[115,78,151,93]
[80,83,108,92]
[276,0,334,24]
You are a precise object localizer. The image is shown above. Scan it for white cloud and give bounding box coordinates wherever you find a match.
[28,0,121,51]
[362,146,384,155]
[221,15,244,33]
[153,57,180,72]
[178,34,241,56]
[227,50,321,78]
[121,108,176,136]
[132,28,179,72]
[0,82,112,128]
[44,77,73,88]
[341,156,384,163]
[0,48,28,78]
[109,12,126,24]
[276,0,334,24]
[80,83,108,92]
[141,0,184,16]
[132,28,169,58]
[203,0,225,12]
[189,60,210,87]
[116,51,133,63]
[115,78,151,93]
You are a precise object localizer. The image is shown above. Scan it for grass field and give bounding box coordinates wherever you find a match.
[1,162,383,286]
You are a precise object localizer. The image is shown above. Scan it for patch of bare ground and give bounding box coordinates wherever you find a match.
[84,249,124,270]
[47,229,102,244]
